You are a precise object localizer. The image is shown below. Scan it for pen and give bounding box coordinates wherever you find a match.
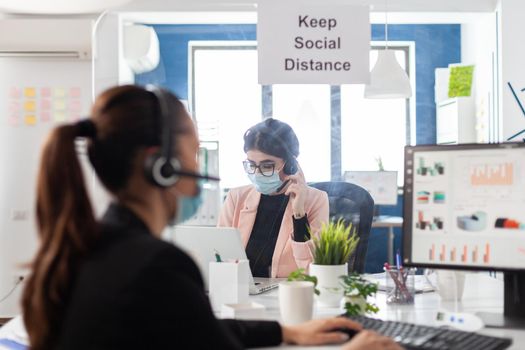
[396,250,402,270]
[214,249,222,262]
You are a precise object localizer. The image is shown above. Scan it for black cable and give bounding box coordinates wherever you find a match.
[0,277,23,305]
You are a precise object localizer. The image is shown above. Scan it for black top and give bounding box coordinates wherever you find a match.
[246,194,310,278]
[55,203,282,350]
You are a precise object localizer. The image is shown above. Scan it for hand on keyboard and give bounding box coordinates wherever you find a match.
[341,330,405,350]
[282,317,362,346]
[343,315,512,350]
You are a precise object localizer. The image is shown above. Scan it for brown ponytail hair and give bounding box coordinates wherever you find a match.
[22,124,98,350]
[22,85,188,350]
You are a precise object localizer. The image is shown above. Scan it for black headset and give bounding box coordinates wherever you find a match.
[144,85,220,187]
[257,122,298,176]
[283,154,298,175]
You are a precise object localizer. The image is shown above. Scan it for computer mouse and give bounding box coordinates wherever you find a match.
[334,327,360,339]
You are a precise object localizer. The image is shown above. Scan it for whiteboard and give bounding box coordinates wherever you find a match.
[344,170,398,206]
[0,58,91,316]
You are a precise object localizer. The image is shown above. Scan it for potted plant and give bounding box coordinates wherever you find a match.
[340,273,379,316]
[309,219,359,307]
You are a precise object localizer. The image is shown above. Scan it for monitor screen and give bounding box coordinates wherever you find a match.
[344,171,398,206]
[403,143,525,271]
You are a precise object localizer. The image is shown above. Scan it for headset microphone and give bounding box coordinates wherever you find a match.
[173,169,220,182]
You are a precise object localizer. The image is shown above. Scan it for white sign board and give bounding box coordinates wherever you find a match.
[344,171,398,206]
[257,0,370,85]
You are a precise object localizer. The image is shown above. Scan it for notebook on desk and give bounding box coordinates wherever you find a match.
[171,226,282,295]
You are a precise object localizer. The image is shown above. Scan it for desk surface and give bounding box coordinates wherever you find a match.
[371,216,403,228]
[245,273,525,349]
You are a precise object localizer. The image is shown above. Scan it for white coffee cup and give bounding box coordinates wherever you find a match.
[436,270,466,301]
[278,281,314,325]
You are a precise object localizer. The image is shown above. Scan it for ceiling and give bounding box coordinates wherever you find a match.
[0,0,498,15]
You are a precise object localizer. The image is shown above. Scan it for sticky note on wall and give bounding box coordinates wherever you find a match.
[40,99,51,110]
[24,88,36,98]
[8,115,18,126]
[41,112,51,122]
[54,100,66,111]
[24,101,36,112]
[54,112,66,122]
[25,115,36,126]
[54,88,66,98]
[69,100,81,113]
[41,87,51,98]
[70,87,81,98]
[10,87,21,99]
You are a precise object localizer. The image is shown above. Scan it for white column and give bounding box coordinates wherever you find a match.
[497,0,525,142]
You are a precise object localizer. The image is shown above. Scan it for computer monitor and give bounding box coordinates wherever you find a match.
[344,170,398,206]
[403,143,525,327]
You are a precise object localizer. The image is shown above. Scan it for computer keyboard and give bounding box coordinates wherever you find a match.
[343,315,512,350]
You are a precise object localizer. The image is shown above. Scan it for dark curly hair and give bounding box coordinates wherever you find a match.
[243,118,299,160]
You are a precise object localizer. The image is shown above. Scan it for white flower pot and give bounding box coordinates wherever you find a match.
[309,263,348,307]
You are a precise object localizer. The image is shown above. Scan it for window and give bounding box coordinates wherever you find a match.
[191,42,413,188]
[190,42,261,189]
[272,85,331,182]
[341,48,411,186]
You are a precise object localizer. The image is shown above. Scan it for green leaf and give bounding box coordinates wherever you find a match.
[340,273,380,316]
[286,268,320,296]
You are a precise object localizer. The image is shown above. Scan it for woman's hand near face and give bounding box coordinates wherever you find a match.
[284,168,308,218]
[341,330,404,350]
[281,317,362,346]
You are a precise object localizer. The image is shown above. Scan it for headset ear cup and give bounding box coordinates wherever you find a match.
[284,158,298,175]
[144,152,161,186]
[144,152,181,187]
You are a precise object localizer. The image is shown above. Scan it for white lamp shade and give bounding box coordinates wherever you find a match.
[364,50,412,99]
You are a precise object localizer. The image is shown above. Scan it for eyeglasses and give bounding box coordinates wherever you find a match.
[242,160,278,177]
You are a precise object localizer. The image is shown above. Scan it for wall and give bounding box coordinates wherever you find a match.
[461,14,497,143]
[0,18,94,317]
[368,24,461,272]
[497,0,525,142]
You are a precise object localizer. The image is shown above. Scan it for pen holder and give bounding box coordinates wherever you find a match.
[385,268,415,305]
[209,260,250,311]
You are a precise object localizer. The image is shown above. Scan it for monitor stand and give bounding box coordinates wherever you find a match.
[477,271,525,329]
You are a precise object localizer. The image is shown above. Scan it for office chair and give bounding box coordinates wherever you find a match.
[309,181,374,273]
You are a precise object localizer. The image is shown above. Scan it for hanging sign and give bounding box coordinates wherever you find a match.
[257,0,370,84]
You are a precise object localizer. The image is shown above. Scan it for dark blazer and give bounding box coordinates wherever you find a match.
[55,203,282,350]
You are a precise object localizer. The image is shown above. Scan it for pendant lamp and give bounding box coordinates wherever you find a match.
[364,0,412,99]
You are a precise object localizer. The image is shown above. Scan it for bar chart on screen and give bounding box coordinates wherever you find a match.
[470,163,514,186]
[421,241,492,266]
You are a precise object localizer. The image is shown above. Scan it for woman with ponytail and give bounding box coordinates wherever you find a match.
[21,85,401,350]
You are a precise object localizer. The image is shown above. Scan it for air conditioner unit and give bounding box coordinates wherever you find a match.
[123,24,160,74]
[0,19,92,59]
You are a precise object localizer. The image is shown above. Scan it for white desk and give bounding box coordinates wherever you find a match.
[246,273,525,349]
[371,216,403,265]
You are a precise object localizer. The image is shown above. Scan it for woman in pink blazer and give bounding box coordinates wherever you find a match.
[218,118,329,278]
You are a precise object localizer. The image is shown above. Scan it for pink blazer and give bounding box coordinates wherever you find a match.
[218,185,329,278]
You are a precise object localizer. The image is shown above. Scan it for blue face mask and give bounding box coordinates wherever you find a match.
[168,181,203,225]
[248,172,283,195]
